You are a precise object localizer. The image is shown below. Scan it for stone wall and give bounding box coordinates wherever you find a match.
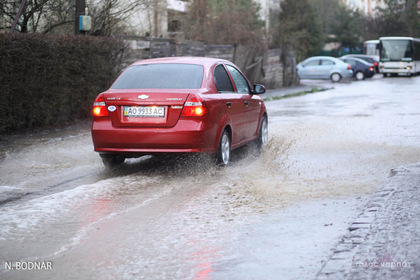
[122,36,298,89]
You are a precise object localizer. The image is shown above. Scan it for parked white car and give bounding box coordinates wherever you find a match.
[297,56,353,82]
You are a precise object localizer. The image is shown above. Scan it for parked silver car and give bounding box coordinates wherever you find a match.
[297,56,353,82]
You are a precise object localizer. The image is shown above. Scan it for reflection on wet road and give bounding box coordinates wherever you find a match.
[1,76,420,279]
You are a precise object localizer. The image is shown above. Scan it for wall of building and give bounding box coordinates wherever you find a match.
[342,0,386,16]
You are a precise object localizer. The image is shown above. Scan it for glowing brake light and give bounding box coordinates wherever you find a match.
[347,64,352,70]
[181,94,208,117]
[93,95,109,117]
[369,66,374,71]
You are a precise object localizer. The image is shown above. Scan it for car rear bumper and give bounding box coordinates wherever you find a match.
[365,71,375,78]
[342,70,354,78]
[91,118,217,155]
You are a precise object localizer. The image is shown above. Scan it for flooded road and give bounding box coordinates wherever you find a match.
[1,76,420,279]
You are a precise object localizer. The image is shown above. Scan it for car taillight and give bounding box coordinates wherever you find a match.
[347,64,352,70]
[369,66,374,71]
[93,95,109,117]
[181,94,208,117]
[374,62,378,66]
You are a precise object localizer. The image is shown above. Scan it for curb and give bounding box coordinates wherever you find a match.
[316,163,420,279]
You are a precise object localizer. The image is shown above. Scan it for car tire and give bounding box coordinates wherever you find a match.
[355,71,365,80]
[256,115,268,151]
[330,73,342,83]
[101,154,125,168]
[216,130,231,166]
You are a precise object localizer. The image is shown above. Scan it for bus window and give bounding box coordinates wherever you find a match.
[381,40,412,61]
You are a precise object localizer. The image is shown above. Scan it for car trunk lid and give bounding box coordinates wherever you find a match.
[103,89,190,128]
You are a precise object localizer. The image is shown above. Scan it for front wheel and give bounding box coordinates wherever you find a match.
[330,73,342,83]
[216,130,231,166]
[256,115,268,150]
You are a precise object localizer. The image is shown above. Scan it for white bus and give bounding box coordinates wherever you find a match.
[379,36,420,76]
[363,40,379,57]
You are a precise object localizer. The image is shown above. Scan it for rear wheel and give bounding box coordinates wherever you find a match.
[216,130,231,166]
[355,71,365,80]
[100,154,125,168]
[331,73,342,83]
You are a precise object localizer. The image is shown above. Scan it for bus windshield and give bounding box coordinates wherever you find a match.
[380,40,412,62]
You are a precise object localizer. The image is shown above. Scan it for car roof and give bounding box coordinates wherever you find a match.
[342,54,378,60]
[302,56,342,63]
[131,57,232,68]
[306,56,338,60]
[341,57,372,65]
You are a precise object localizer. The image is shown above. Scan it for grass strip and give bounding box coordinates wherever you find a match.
[264,87,332,101]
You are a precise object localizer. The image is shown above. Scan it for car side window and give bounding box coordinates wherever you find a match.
[346,60,357,67]
[304,59,320,67]
[214,64,234,93]
[321,59,335,66]
[226,65,250,94]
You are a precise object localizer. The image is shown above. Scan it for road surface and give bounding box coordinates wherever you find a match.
[1,75,419,279]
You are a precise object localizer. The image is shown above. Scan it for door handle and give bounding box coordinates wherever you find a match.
[226,102,232,107]
[244,101,249,107]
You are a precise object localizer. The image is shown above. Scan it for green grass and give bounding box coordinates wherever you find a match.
[263,87,332,102]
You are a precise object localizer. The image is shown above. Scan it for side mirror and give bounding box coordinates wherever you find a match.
[253,84,266,94]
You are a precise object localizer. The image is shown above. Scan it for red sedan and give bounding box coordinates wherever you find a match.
[91,57,268,167]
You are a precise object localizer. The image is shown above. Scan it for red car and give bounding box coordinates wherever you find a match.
[91,57,268,167]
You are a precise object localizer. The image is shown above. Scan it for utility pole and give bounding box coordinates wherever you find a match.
[75,0,86,35]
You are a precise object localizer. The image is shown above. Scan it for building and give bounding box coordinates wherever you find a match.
[341,0,387,16]
[124,0,276,38]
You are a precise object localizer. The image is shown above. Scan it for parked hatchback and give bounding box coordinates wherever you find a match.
[91,57,268,167]
[340,57,375,80]
[296,56,353,82]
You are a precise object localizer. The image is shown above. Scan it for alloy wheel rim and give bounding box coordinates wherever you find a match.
[221,133,230,165]
[261,119,268,145]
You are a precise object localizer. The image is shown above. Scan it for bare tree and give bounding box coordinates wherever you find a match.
[182,0,264,46]
[1,0,51,33]
[87,0,154,36]
[0,0,153,35]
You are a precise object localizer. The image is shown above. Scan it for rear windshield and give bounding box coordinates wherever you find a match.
[111,64,204,89]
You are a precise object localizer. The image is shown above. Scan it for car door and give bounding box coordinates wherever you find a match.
[320,59,336,78]
[226,65,260,142]
[299,59,321,78]
[213,64,243,144]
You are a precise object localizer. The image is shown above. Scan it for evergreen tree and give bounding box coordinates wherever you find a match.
[330,4,364,53]
[375,0,407,36]
[405,0,420,37]
[371,0,420,38]
[275,0,324,61]
[311,0,342,35]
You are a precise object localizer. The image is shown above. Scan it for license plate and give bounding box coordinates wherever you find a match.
[123,106,165,117]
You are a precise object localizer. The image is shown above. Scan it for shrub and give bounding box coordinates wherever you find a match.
[0,33,124,133]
